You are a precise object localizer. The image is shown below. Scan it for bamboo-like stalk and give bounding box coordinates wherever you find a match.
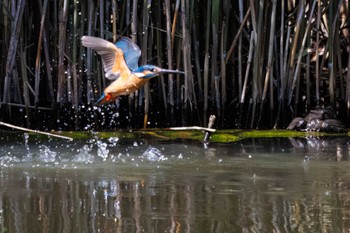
[315,0,321,105]
[288,0,317,105]
[279,0,285,102]
[112,0,117,41]
[142,0,150,128]
[306,30,311,108]
[328,0,344,105]
[155,3,167,114]
[171,0,180,50]
[220,21,226,115]
[262,0,276,101]
[2,0,25,104]
[57,0,69,104]
[20,46,30,127]
[128,0,138,118]
[248,0,257,43]
[181,0,195,124]
[211,0,220,119]
[131,0,138,41]
[34,0,48,106]
[86,0,95,104]
[165,0,174,111]
[347,48,350,125]
[0,0,349,130]
[328,0,335,105]
[220,0,230,122]
[237,0,244,100]
[72,0,78,111]
[241,31,255,103]
[226,6,251,64]
[42,18,54,108]
[203,0,211,124]
[250,0,264,128]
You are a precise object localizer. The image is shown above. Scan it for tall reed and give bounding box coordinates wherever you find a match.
[0,0,349,130]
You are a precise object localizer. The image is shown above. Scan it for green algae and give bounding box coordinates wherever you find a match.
[55,128,349,143]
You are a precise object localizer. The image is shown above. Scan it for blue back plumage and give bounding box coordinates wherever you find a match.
[115,37,141,71]
[134,64,157,72]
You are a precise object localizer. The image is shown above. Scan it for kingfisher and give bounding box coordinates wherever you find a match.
[81,36,184,105]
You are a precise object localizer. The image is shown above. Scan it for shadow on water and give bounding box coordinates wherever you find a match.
[1,132,350,232]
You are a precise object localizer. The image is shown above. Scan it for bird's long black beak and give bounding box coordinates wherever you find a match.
[159,69,185,74]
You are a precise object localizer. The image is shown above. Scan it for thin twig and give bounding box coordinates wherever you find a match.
[169,126,216,133]
[0,121,73,141]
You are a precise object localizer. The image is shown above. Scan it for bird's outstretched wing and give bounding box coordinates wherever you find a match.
[81,36,130,80]
[115,37,141,71]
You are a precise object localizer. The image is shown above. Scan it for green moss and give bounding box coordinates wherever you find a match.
[20,128,349,143]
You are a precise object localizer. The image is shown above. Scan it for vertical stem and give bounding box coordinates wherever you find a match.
[238,0,243,99]
[131,0,138,41]
[34,0,48,106]
[165,0,174,115]
[203,0,211,124]
[57,0,69,104]
[262,0,276,101]
[3,0,25,104]
[112,0,117,41]
[142,0,151,128]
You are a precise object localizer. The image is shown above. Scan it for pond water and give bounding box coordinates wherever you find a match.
[0,132,350,232]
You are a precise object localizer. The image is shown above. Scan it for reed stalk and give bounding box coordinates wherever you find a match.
[3,0,25,103]
[211,0,220,119]
[237,0,244,100]
[72,0,78,111]
[241,31,255,104]
[34,0,47,106]
[315,0,321,105]
[142,0,150,128]
[262,0,276,102]
[56,0,69,104]
[112,0,117,41]
[203,0,211,124]
[0,0,349,130]
[250,0,264,128]
[165,0,174,111]
[20,46,30,127]
[289,1,317,106]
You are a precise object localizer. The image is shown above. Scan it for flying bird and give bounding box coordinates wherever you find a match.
[81,36,184,105]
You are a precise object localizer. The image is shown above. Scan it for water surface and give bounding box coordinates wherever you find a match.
[0,133,350,232]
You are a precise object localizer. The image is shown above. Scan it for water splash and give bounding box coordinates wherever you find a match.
[108,137,119,147]
[38,145,57,163]
[23,133,32,161]
[73,145,94,164]
[97,141,109,161]
[0,155,20,167]
[142,147,167,162]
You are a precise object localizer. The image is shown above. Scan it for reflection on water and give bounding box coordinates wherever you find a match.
[1,133,350,232]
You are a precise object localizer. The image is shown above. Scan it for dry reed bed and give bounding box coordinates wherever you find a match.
[0,0,349,130]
